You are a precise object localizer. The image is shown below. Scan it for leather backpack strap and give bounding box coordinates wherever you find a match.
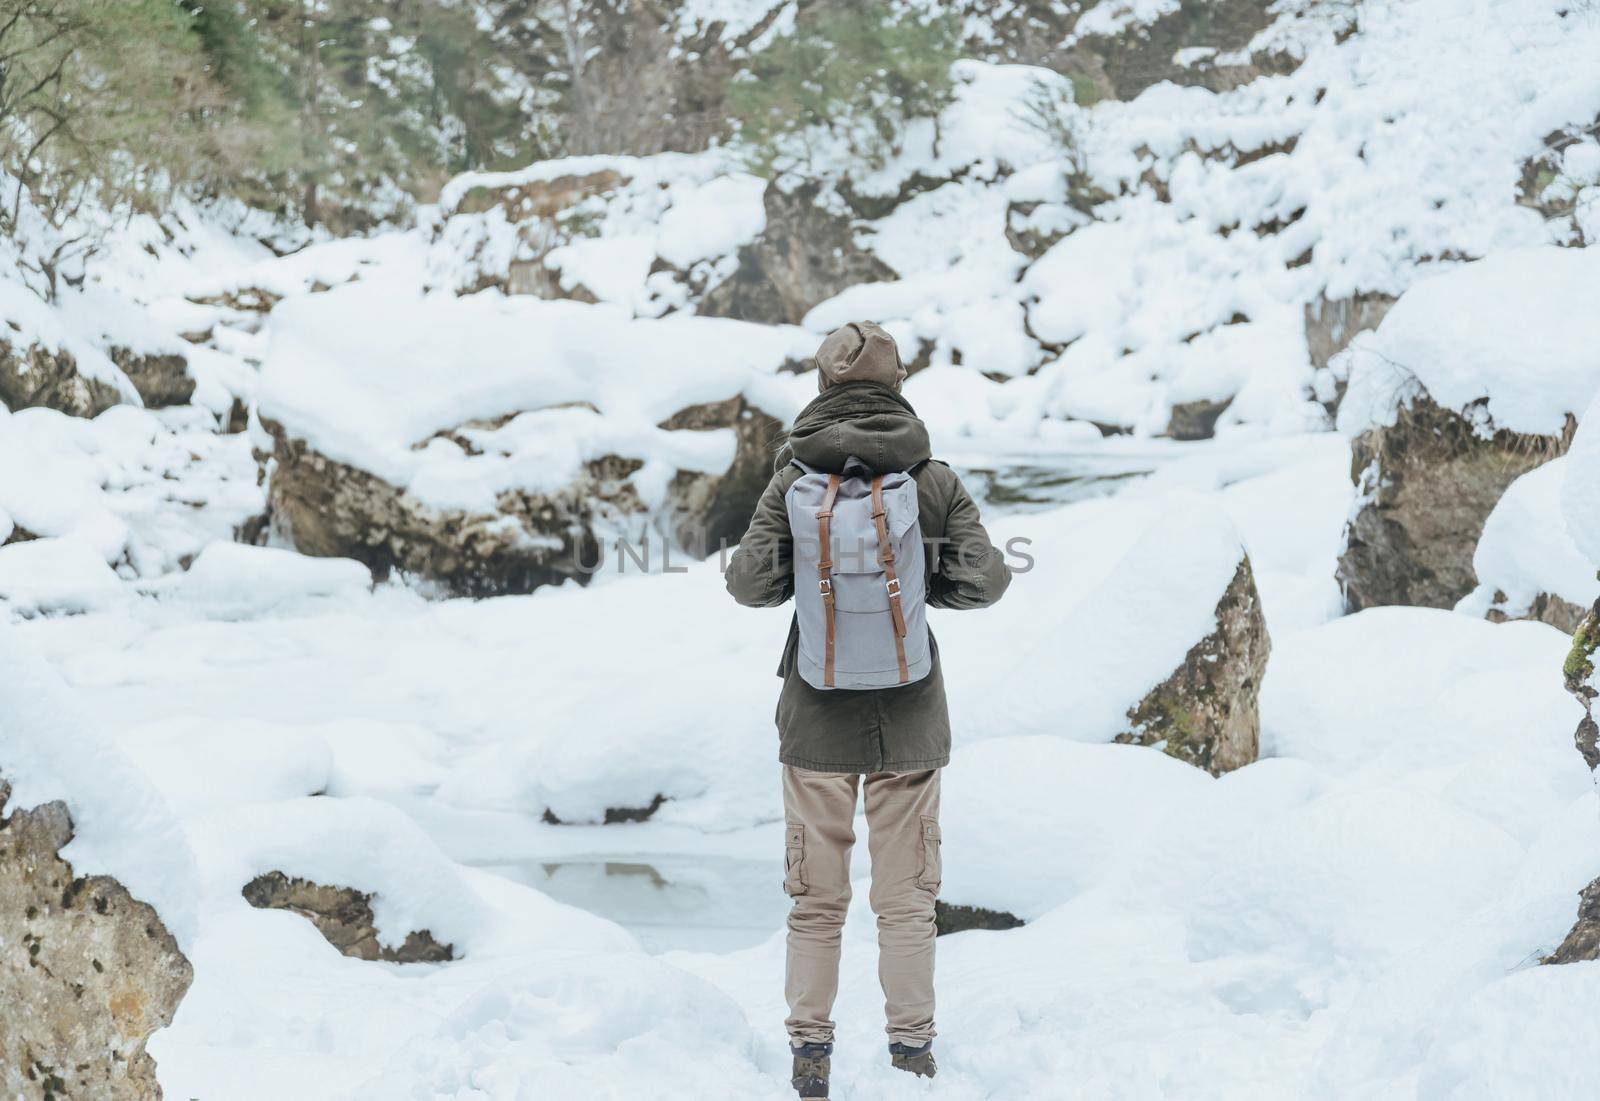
[816,474,842,688]
[870,475,910,685]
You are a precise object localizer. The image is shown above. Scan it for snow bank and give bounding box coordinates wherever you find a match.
[1459,456,1600,621]
[173,542,371,615]
[355,954,782,1099]
[0,625,199,948]
[1562,386,1600,568]
[0,404,263,579]
[258,281,814,507]
[0,537,126,615]
[1417,962,1600,1100]
[942,737,1211,918]
[1340,247,1600,436]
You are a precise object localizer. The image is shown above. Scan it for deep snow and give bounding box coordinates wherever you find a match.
[1,0,1598,1097]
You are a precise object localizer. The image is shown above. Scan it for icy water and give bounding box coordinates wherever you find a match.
[481,856,788,953]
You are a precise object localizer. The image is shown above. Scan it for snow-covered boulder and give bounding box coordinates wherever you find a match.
[0,277,140,417]
[1456,457,1598,632]
[428,154,777,319]
[962,498,1270,775]
[242,871,454,963]
[0,629,197,1098]
[259,284,810,595]
[1336,248,1600,611]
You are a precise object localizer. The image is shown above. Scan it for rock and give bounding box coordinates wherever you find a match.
[934,901,1026,937]
[699,180,897,325]
[242,871,453,963]
[659,396,786,552]
[542,794,667,826]
[1337,393,1574,612]
[264,394,781,597]
[1546,875,1600,964]
[1305,293,1397,375]
[1550,602,1600,963]
[1563,599,1599,772]
[1060,0,1298,103]
[0,334,125,417]
[1115,555,1270,775]
[109,347,195,408]
[1165,396,1235,441]
[1516,112,1600,246]
[1483,590,1589,634]
[264,418,614,597]
[1,780,192,1100]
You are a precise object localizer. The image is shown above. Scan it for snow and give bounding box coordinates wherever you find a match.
[0,537,126,615]
[1,0,1598,1097]
[171,542,373,616]
[1562,386,1600,568]
[1458,457,1600,622]
[1340,247,1600,436]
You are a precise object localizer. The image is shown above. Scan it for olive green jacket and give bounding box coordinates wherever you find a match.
[725,383,1012,773]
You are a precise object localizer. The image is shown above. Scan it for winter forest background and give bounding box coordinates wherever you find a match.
[2,1,1600,1098]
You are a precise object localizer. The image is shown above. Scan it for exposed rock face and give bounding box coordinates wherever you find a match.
[1053,0,1295,103]
[242,871,453,963]
[1562,600,1599,772]
[660,396,786,551]
[1116,556,1270,775]
[699,181,897,325]
[935,901,1025,937]
[1305,292,1397,382]
[1165,396,1235,441]
[109,347,195,408]
[1,780,192,1100]
[1337,394,1573,612]
[264,395,781,597]
[1547,876,1600,964]
[0,335,125,417]
[1550,600,1600,964]
[1483,590,1589,634]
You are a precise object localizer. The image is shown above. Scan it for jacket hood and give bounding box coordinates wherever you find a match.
[776,381,932,474]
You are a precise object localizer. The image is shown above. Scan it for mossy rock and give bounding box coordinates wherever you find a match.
[1116,555,1270,775]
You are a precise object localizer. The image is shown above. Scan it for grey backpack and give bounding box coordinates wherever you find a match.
[785,456,931,690]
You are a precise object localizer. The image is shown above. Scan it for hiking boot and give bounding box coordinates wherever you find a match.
[791,1041,831,1098]
[889,1040,937,1078]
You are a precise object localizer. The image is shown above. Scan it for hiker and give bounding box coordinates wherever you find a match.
[725,321,1012,1099]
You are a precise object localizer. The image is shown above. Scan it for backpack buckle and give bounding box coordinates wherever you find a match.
[819,578,833,600]
[885,577,901,598]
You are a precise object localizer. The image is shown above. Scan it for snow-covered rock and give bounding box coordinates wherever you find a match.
[964,497,1269,774]
[259,283,811,594]
[0,628,197,1097]
[1337,248,1600,611]
[1457,457,1599,632]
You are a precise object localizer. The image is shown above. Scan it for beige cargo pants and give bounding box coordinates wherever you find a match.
[781,764,941,1047]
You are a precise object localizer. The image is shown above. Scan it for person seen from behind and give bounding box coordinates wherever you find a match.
[725,321,1012,1099]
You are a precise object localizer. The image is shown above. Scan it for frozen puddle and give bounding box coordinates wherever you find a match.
[476,855,789,953]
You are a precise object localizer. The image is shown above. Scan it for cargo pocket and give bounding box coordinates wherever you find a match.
[783,822,808,896]
[915,815,941,893]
